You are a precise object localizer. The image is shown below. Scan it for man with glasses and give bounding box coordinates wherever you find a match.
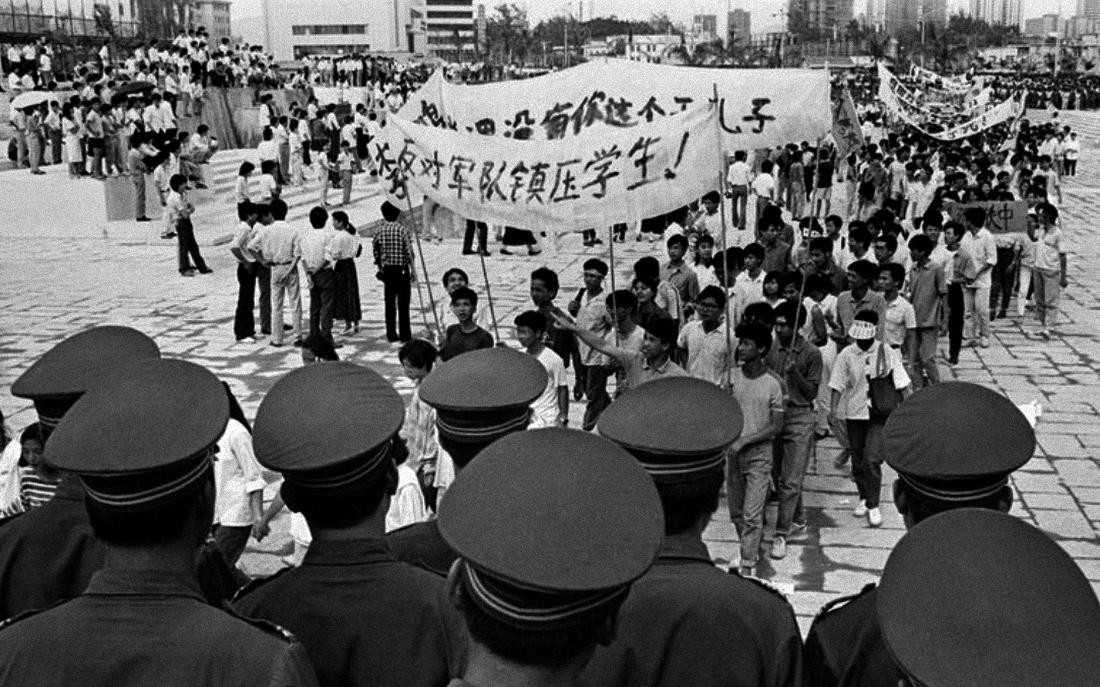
[676,286,736,386]
[567,259,609,430]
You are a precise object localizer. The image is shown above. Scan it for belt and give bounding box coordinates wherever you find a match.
[787,403,814,409]
[270,260,292,266]
[308,265,333,274]
[889,344,901,349]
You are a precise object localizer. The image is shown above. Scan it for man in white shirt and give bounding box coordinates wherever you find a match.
[725,150,753,230]
[300,206,337,344]
[732,244,767,325]
[516,311,568,429]
[677,286,736,386]
[213,417,266,567]
[751,160,777,238]
[959,206,998,348]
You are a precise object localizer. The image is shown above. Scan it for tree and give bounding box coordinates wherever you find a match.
[648,12,675,34]
[486,3,529,63]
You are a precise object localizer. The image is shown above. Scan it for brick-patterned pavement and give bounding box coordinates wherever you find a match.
[1,110,1098,632]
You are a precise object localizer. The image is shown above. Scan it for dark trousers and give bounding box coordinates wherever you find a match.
[1065,159,1077,176]
[177,219,208,273]
[846,418,885,508]
[947,283,965,362]
[463,220,488,253]
[256,264,272,334]
[990,247,1017,316]
[382,265,412,341]
[213,524,251,568]
[234,262,258,340]
[308,268,336,341]
[581,364,612,431]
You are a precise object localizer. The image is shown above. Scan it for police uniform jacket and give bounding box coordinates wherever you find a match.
[385,519,458,577]
[582,536,804,687]
[234,537,461,687]
[0,567,318,686]
[0,474,102,621]
[802,584,904,687]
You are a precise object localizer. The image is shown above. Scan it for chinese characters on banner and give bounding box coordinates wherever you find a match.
[371,104,721,231]
[398,60,831,151]
[949,201,1028,235]
[946,201,1029,235]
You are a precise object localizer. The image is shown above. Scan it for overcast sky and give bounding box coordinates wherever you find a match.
[232,0,1071,34]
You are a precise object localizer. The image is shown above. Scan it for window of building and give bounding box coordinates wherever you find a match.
[426,10,472,18]
[294,44,372,58]
[291,24,367,36]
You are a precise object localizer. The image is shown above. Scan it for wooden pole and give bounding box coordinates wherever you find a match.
[713,83,732,387]
[399,175,443,339]
[607,225,619,347]
[477,246,502,342]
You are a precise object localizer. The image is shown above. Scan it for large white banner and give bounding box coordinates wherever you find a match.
[372,104,722,231]
[879,63,1023,141]
[398,60,831,150]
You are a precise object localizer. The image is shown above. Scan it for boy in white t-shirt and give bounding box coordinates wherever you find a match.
[516,311,568,429]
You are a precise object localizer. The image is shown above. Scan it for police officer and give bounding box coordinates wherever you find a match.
[233,362,460,687]
[584,377,803,687]
[438,428,664,687]
[387,347,546,575]
[0,358,319,686]
[0,326,160,620]
[804,382,1036,686]
[878,509,1100,687]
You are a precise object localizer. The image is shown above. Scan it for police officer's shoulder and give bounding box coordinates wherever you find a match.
[222,602,302,645]
[231,565,294,604]
[728,568,797,609]
[814,582,877,621]
[0,596,74,635]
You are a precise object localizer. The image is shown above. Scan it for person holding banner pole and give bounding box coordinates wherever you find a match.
[712,83,733,390]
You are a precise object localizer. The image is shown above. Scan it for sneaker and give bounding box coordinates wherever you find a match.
[270,341,284,347]
[789,520,808,537]
[1038,329,1051,341]
[852,500,868,518]
[738,565,754,577]
[979,337,989,348]
[292,338,304,347]
[237,336,256,344]
[770,535,787,559]
[833,450,850,469]
[867,507,883,527]
[198,268,213,274]
[180,269,196,277]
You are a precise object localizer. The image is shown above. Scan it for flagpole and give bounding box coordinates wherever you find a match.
[607,225,619,347]
[399,175,443,339]
[477,247,501,342]
[712,83,732,388]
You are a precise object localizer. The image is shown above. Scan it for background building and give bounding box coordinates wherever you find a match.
[727,9,751,43]
[0,0,142,40]
[1023,13,1064,37]
[248,0,426,61]
[1077,0,1100,22]
[424,0,474,56]
[692,13,717,42]
[194,0,232,40]
[790,0,855,38]
[1065,14,1098,38]
[969,0,1022,27]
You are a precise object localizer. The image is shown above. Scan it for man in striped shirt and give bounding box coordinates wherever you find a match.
[372,201,415,343]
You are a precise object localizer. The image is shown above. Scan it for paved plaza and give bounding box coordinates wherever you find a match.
[2,111,1099,631]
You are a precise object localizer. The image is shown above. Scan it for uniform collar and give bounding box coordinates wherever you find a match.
[301,537,396,566]
[656,534,713,564]
[84,567,205,601]
[643,357,673,374]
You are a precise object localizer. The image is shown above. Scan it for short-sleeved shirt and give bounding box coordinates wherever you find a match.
[662,262,700,306]
[1033,227,1063,273]
[751,173,775,199]
[729,367,784,446]
[835,289,887,343]
[882,296,917,347]
[829,342,911,420]
[439,325,493,361]
[677,320,735,386]
[614,351,687,394]
[726,160,752,186]
[906,260,946,327]
[574,290,609,366]
[961,227,997,288]
[214,419,266,527]
[528,347,567,429]
[765,337,823,408]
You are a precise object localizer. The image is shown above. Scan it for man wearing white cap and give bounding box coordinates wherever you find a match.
[828,310,911,528]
